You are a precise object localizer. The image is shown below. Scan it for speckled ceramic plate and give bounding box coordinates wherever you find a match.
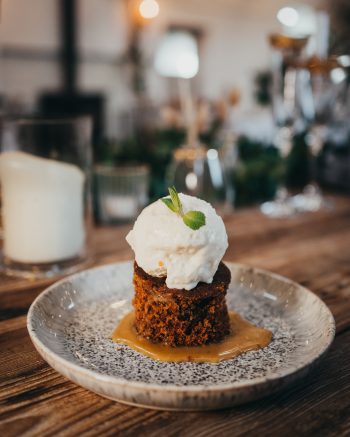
[27,261,335,411]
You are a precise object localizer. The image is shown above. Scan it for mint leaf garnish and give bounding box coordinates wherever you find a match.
[168,186,183,215]
[183,210,206,230]
[161,186,206,231]
[161,197,177,212]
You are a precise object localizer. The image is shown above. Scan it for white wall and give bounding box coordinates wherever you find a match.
[0,0,60,109]
[0,0,325,136]
[78,0,127,57]
[0,0,59,49]
[144,0,324,109]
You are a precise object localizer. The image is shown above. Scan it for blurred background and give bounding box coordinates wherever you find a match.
[1,0,350,223]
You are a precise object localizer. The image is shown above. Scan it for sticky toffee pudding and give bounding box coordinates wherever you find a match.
[112,188,272,362]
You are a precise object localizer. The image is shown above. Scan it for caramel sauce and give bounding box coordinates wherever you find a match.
[112,312,272,363]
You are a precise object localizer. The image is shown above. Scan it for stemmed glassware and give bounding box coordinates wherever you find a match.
[292,56,348,212]
[261,33,308,218]
[166,142,233,216]
[166,78,233,215]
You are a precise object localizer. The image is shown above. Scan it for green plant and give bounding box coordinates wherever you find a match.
[233,136,284,206]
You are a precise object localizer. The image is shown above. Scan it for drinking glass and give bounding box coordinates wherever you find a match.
[293,57,348,212]
[0,117,93,278]
[166,144,233,216]
[260,126,295,218]
[261,34,308,218]
[94,164,149,224]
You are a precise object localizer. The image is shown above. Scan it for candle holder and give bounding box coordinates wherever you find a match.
[94,164,149,224]
[0,117,93,279]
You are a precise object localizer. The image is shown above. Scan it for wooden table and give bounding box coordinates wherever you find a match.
[1,196,350,437]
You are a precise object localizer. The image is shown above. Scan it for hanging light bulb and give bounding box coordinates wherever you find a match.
[139,0,160,19]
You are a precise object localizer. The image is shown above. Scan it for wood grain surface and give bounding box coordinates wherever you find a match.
[1,196,350,437]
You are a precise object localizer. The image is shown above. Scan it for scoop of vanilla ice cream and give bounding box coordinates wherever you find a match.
[126,193,228,290]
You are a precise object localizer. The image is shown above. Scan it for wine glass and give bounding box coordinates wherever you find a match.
[261,34,308,218]
[293,56,348,212]
[166,143,233,216]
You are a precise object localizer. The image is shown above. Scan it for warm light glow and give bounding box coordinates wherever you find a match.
[277,7,299,27]
[139,0,159,19]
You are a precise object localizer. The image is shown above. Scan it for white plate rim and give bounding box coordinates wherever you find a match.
[27,261,336,395]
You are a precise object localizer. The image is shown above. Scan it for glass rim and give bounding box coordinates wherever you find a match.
[94,164,150,175]
[2,115,93,126]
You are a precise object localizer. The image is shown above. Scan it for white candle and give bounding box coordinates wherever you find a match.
[0,151,85,264]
